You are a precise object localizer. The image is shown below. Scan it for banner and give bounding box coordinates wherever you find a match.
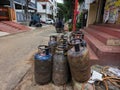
[104,0,120,24]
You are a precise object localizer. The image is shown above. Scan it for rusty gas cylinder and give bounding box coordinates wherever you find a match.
[48,35,57,55]
[69,30,84,41]
[67,43,91,82]
[34,45,52,85]
[52,44,69,85]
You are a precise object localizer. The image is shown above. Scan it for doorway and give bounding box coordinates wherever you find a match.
[0,7,9,21]
[96,0,106,23]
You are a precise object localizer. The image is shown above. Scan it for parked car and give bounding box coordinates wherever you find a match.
[40,20,46,24]
[46,19,54,24]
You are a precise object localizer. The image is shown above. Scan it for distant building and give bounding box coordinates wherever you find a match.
[0,0,37,22]
[79,0,95,12]
[37,0,57,22]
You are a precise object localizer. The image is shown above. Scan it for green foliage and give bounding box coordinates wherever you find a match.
[69,23,73,31]
[76,12,83,28]
[57,0,84,22]
[57,3,68,20]
[78,0,84,4]
[64,0,73,21]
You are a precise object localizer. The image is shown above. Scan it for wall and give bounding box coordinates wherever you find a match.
[46,2,52,14]
[37,2,52,14]
[96,0,104,23]
[37,2,46,13]
[9,8,16,21]
[37,0,57,21]
[85,0,96,9]
[41,14,46,21]
[52,0,57,19]
[14,0,37,9]
[86,2,98,26]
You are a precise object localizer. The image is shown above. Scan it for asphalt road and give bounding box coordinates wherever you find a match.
[0,25,57,90]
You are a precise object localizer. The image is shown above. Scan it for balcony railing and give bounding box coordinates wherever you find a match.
[14,0,36,9]
[14,0,26,4]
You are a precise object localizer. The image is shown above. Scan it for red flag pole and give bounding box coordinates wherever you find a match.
[73,0,78,31]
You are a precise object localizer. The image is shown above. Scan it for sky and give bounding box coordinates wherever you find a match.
[56,0,63,3]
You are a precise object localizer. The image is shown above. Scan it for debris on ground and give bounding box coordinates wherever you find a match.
[92,65,120,90]
[88,70,103,84]
[14,64,73,90]
[14,30,120,90]
[14,63,120,90]
[108,67,120,77]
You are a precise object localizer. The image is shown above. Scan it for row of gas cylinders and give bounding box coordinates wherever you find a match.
[34,30,91,85]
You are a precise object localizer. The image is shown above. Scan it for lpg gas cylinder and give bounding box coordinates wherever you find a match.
[67,43,91,82]
[58,35,69,50]
[69,30,87,55]
[48,35,57,55]
[69,30,84,41]
[52,45,69,85]
[34,45,52,85]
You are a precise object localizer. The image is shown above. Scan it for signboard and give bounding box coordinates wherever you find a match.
[103,0,120,24]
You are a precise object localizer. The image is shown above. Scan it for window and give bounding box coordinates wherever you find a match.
[42,5,46,9]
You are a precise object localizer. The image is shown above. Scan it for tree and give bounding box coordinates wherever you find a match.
[63,0,84,21]
[57,3,67,20]
[57,0,84,22]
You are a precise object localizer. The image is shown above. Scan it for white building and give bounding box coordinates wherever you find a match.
[37,0,57,22]
[79,0,95,12]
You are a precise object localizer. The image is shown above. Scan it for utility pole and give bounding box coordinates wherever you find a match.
[21,0,24,21]
[73,0,78,31]
[25,0,31,25]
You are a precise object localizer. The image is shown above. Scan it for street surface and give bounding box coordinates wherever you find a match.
[0,25,57,90]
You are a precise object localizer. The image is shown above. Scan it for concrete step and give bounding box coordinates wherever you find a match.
[0,22,22,33]
[87,44,99,66]
[84,31,120,66]
[1,21,31,30]
[84,28,120,46]
[89,25,120,38]
[99,24,120,29]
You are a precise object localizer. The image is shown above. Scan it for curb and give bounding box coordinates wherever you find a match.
[0,25,51,38]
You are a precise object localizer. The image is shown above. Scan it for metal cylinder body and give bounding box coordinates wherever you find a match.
[53,52,68,85]
[34,45,52,85]
[67,47,91,82]
[48,36,57,55]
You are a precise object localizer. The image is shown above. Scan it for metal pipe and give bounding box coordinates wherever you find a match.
[73,0,78,31]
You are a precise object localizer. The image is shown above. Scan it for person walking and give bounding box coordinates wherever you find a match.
[55,18,64,33]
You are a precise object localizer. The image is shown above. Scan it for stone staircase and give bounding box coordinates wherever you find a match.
[82,24,120,66]
[2,21,30,30]
[0,21,31,34]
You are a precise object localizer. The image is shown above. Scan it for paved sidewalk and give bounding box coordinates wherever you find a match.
[0,25,56,90]
[0,31,9,36]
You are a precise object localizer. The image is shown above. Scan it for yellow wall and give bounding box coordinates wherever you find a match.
[8,8,16,21]
[86,3,98,27]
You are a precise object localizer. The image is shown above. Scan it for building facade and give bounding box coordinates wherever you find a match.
[86,0,120,26]
[37,0,57,22]
[0,0,37,22]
